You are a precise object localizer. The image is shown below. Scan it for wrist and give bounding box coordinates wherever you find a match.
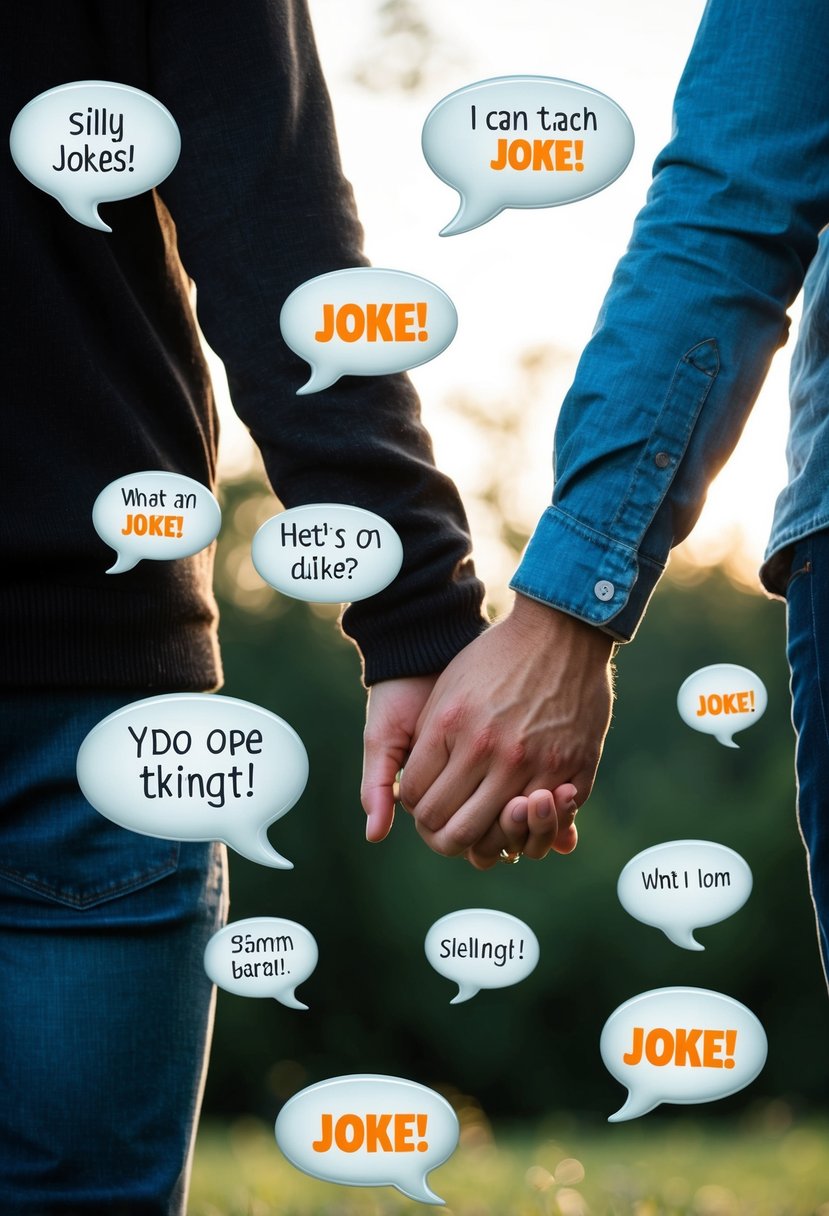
[508,592,615,661]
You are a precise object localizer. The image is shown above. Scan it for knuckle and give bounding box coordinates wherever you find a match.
[468,726,497,765]
[436,699,468,735]
[414,803,447,834]
[362,725,385,751]
[502,738,528,771]
[543,741,578,777]
[416,821,456,858]
[444,818,481,853]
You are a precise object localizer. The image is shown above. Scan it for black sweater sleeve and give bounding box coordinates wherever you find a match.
[150,0,488,682]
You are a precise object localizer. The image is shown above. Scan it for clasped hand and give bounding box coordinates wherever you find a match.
[361,594,614,868]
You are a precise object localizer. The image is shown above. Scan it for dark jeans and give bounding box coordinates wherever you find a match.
[0,691,228,1215]
[786,532,829,988]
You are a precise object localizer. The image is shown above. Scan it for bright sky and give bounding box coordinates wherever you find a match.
[213,0,793,600]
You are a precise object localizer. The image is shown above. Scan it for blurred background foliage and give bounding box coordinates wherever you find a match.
[201,469,826,1129]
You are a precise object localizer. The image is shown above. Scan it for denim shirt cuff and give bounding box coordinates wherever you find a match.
[510,506,665,642]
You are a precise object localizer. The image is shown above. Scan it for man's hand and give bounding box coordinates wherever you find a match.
[361,675,438,842]
[398,594,615,864]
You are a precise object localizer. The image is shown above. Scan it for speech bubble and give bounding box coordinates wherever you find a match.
[422,76,634,236]
[10,80,180,232]
[424,908,540,1004]
[279,268,457,393]
[617,840,753,951]
[677,664,768,748]
[275,1074,459,1205]
[76,693,308,869]
[204,917,318,1010]
[600,987,767,1122]
[92,471,221,574]
[252,504,403,603]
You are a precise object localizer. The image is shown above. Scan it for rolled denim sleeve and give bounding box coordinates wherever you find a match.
[512,0,829,639]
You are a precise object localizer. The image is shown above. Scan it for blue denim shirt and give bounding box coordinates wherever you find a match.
[511,0,829,640]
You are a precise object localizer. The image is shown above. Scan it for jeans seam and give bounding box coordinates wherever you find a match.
[0,849,180,909]
[809,558,829,763]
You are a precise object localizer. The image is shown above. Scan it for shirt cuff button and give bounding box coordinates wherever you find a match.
[594,579,615,602]
[654,451,671,468]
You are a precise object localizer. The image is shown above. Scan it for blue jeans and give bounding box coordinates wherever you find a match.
[0,692,228,1215]
[786,533,829,989]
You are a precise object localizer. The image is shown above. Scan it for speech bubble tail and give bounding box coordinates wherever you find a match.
[395,1178,444,1206]
[439,197,502,237]
[230,829,293,870]
[664,927,705,952]
[105,552,140,574]
[716,735,740,749]
[62,198,112,233]
[607,1091,659,1123]
[449,982,479,1005]
[295,366,339,395]
[275,991,309,1012]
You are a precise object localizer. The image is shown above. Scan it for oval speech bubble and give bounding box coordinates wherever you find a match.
[275,1074,459,1205]
[76,694,308,869]
[92,471,221,574]
[600,987,767,1123]
[422,76,634,236]
[10,80,180,232]
[617,840,753,951]
[279,267,457,393]
[424,908,540,1004]
[677,664,768,748]
[204,917,318,1010]
[252,504,403,603]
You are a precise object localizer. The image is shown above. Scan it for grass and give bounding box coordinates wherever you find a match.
[189,1103,829,1216]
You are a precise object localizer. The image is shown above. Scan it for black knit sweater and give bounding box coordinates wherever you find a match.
[1,0,487,690]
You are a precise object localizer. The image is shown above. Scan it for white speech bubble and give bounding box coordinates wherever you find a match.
[76,694,308,869]
[600,987,767,1122]
[204,917,318,1010]
[617,841,753,951]
[422,76,634,236]
[252,504,403,603]
[275,1074,459,1205]
[10,81,180,232]
[677,664,767,748]
[424,908,540,1004]
[279,268,457,393]
[92,471,221,574]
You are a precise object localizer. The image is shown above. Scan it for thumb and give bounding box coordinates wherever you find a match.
[361,676,437,843]
[360,742,401,842]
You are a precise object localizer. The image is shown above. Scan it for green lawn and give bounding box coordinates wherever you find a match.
[189,1107,829,1215]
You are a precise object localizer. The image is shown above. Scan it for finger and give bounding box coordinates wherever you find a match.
[402,737,490,835]
[464,796,530,867]
[417,765,533,859]
[396,711,454,817]
[521,789,558,860]
[472,782,577,866]
[548,782,581,855]
[465,814,522,870]
[361,746,404,843]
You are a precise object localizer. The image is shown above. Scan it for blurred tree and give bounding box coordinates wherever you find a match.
[351,0,453,94]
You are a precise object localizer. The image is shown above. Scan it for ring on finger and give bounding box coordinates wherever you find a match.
[499,848,522,865]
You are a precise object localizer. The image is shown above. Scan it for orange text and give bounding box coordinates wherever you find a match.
[311,1112,429,1153]
[315,302,428,343]
[121,513,183,538]
[696,691,755,717]
[490,138,584,172]
[622,1027,737,1069]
